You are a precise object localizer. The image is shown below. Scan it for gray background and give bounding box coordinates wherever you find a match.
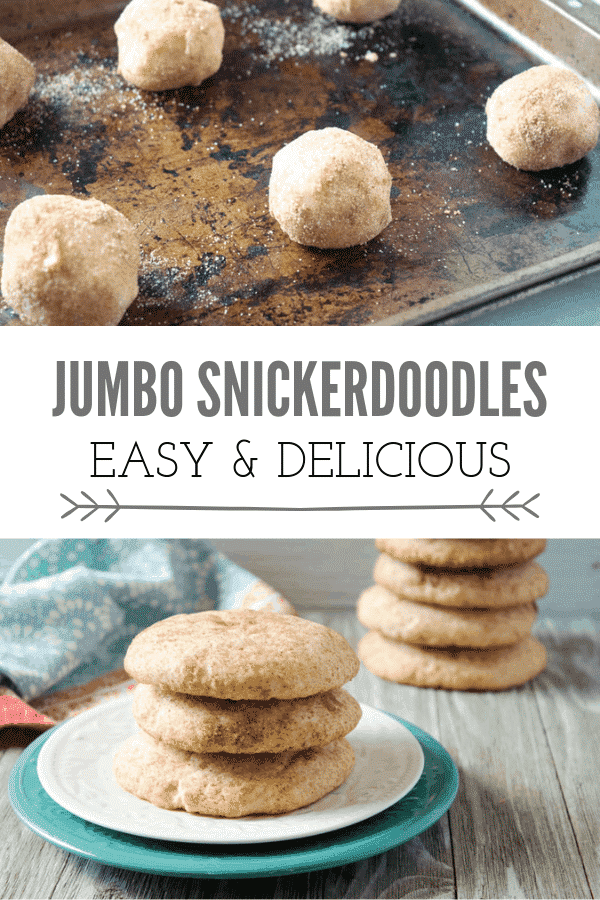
[1,539,598,618]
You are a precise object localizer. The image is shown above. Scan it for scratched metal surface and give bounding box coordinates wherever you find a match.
[1,0,599,326]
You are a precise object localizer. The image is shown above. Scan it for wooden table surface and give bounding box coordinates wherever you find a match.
[1,609,598,900]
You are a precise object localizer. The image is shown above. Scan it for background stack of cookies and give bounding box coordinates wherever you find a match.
[357,539,548,691]
[114,608,362,817]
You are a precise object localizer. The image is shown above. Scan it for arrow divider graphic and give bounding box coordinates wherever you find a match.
[60,489,540,523]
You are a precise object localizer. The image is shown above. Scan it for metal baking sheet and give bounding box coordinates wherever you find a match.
[1,0,599,325]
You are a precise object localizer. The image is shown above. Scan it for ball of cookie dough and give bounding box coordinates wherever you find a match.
[313,0,400,23]
[0,38,35,129]
[1,194,140,325]
[486,65,600,171]
[269,127,392,248]
[114,0,225,91]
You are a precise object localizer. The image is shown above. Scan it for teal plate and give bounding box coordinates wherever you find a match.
[9,713,458,879]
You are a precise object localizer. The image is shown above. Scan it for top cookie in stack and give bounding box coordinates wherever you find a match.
[114,609,361,817]
[358,539,548,691]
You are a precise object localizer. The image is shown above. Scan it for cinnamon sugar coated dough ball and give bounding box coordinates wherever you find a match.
[269,127,392,249]
[0,38,36,129]
[486,65,600,171]
[114,0,225,90]
[313,0,400,23]
[1,195,140,325]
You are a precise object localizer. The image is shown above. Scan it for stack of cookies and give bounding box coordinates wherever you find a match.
[357,539,548,691]
[114,608,362,817]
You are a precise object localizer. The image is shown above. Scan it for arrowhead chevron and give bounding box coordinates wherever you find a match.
[522,493,540,518]
[104,489,120,521]
[59,493,78,518]
[479,489,495,520]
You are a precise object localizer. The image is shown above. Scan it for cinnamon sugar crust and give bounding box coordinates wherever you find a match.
[113,731,355,816]
[358,631,547,690]
[124,609,360,699]
[0,38,35,129]
[486,65,600,171]
[114,0,225,91]
[373,554,549,608]
[1,195,139,325]
[269,127,392,248]
[357,584,537,647]
[313,0,400,23]
[132,683,362,753]
[375,539,546,570]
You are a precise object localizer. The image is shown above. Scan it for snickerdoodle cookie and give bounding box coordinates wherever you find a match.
[124,609,360,699]
[0,38,35,129]
[114,0,225,91]
[1,195,139,325]
[358,631,547,690]
[375,539,546,570]
[132,683,362,754]
[357,585,537,648]
[486,65,599,171]
[113,731,355,817]
[373,554,549,608]
[269,128,392,248]
[313,0,400,22]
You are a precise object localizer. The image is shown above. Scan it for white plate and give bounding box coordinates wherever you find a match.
[37,695,424,845]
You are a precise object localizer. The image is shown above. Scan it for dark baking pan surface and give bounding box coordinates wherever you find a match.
[1,0,599,325]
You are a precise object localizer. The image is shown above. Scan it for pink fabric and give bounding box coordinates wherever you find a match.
[0,692,55,732]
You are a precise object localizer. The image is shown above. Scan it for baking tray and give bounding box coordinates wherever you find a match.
[1,0,599,326]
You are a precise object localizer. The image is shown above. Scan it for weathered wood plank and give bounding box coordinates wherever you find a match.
[436,665,591,898]
[0,741,70,900]
[532,622,600,898]
[45,841,454,900]
[211,540,379,612]
[319,611,456,900]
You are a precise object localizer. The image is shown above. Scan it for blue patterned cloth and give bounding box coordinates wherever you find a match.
[0,539,269,701]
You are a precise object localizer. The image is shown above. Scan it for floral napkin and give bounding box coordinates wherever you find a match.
[0,538,289,706]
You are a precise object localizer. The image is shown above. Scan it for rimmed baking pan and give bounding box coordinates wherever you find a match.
[1,0,599,325]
